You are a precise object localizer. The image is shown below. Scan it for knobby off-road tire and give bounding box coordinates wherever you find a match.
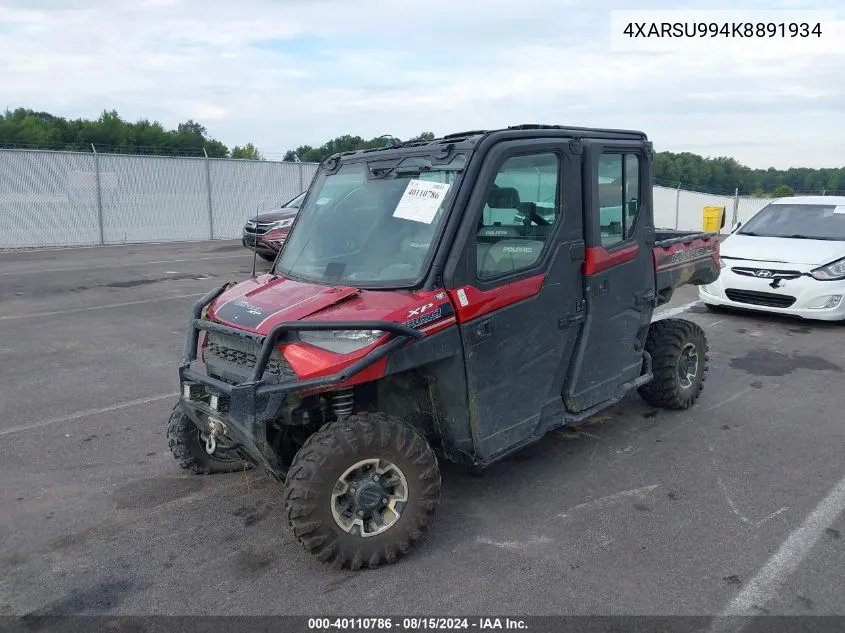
[258,252,277,262]
[284,412,441,570]
[166,406,250,475]
[638,318,709,409]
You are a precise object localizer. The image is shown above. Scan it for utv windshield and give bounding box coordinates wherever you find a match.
[739,203,845,241]
[274,154,465,286]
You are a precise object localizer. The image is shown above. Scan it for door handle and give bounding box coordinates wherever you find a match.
[593,277,609,296]
[633,289,656,306]
[559,299,586,328]
[559,313,585,328]
[472,318,493,341]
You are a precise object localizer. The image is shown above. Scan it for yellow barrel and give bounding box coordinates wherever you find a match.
[702,206,725,232]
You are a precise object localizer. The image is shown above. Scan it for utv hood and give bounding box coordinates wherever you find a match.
[207,276,361,333]
[206,274,454,337]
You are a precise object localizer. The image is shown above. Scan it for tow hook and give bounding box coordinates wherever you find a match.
[202,418,227,455]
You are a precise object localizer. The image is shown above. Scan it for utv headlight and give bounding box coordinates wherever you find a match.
[811,257,845,281]
[299,329,385,354]
[267,218,294,230]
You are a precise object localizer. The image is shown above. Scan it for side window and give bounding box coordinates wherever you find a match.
[476,152,559,280]
[598,152,640,247]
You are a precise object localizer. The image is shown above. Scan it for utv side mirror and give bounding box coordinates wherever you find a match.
[730,221,742,233]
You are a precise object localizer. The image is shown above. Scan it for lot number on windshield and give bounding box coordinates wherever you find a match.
[393,179,450,224]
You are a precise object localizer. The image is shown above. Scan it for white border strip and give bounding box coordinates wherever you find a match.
[709,473,845,631]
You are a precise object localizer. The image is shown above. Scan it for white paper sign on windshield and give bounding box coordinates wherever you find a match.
[393,179,450,224]
[834,205,845,215]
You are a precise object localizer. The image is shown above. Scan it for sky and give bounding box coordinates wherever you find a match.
[1,0,844,169]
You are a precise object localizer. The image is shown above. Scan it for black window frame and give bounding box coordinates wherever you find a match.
[473,147,564,284]
[594,149,644,249]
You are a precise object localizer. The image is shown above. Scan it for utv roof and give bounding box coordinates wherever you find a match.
[322,124,650,164]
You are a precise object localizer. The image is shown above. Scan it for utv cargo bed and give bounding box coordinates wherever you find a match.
[653,230,721,304]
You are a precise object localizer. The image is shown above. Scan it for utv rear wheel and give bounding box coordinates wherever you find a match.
[284,412,441,570]
[638,318,709,409]
[166,407,250,475]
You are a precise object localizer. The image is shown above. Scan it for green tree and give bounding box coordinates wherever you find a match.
[231,142,263,160]
[770,184,794,198]
[0,107,232,157]
[282,132,436,164]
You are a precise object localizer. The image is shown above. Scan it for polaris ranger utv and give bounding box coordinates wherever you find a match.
[169,125,721,569]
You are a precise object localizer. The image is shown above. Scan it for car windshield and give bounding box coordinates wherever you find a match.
[738,203,845,240]
[274,154,466,287]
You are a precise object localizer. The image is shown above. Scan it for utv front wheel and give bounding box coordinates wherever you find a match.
[638,318,709,409]
[284,412,441,570]
[166,407,250,475]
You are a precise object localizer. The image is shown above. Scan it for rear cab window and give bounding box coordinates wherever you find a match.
[597,152,641,247]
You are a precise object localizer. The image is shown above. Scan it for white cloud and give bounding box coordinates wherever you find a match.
[0,0,843,170]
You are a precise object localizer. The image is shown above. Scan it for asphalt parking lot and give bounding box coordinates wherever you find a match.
[0,240,843,621]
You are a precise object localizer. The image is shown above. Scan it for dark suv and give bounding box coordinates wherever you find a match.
[242,191,305,261]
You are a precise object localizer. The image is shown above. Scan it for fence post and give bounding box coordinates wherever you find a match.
[674,182,681,229]
[203,148,215,240]
[732,187,739,226]
[298,161,304,192]
[91,144,105,245]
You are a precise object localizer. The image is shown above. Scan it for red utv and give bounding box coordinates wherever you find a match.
[169,125,721,570]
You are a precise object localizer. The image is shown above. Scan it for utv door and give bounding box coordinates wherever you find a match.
[443,139,586,461]
[563,142,656,412]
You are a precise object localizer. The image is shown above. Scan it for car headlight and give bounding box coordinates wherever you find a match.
[811,257,845,281]
[298,329,385,354]
[267,218,294,230]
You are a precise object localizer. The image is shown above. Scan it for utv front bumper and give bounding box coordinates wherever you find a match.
[177,284,424,480]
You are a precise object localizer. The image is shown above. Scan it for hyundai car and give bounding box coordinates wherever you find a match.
[699,195,845,321]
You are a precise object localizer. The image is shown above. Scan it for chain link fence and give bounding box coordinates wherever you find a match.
[0,148,319,249]
[653,184,772,233]
[0,147,829,249]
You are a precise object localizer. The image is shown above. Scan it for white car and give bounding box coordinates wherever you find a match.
[699,195,845,321]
